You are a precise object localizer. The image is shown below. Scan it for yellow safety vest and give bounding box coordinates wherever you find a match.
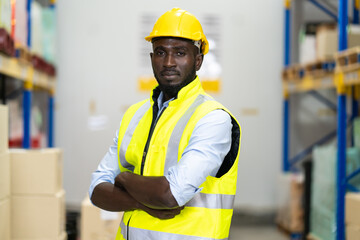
[116,77,241,240]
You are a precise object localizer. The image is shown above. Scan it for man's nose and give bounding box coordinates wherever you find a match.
[164,54,176,67]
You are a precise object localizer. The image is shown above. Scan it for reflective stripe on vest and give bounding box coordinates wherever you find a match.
[119,101,151,172]
[120,220,229,240]
[186,192,235,209]
[164,94,212,173]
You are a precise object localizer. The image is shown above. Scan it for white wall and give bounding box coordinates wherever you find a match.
[56,0,284,211]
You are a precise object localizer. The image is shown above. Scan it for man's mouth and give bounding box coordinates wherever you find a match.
[161,70,180,76]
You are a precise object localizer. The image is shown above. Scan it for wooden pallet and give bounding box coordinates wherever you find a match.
[307,233,321,240]
[304,58,336,78]
[15,44,32,63]
[276,221,303,238]
[283,58,336,82]
[335,46,360,72]
[282,64,304,82]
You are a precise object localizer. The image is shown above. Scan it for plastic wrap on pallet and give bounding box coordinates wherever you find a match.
[310,145,336,240]
[0,0,11,33]
[15,0,27,47]
[42,7,56,65]
[299,35,316,64]
[353,118,360,150]
[31,1,43,56]
[310,145,360,240]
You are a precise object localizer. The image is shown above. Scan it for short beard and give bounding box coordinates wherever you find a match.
[154,66,197,99]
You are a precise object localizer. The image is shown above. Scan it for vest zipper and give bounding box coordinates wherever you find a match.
[126,216,131,240]
[140,107,166,175]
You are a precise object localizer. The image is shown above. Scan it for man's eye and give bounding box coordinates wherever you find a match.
[177,52,185,56]
[156,51,165,56]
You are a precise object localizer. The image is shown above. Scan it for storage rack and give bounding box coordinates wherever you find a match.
[0,0,56,148]
[283,0,360,240]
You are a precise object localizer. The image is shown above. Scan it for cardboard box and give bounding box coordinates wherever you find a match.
[0,152,10,200]
[316,24,360,59]
[346,225,360,240]
[11,190,66,239]
[10,148,63,195]
[346,193,360,225]
[0,104,8,153]
[81,195,123,240]
[276,173,304,232]
[0,198,10,240]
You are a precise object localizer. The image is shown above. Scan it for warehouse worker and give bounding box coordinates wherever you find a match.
[89,8,241,240]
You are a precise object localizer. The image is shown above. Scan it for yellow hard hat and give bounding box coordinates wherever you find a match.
[145,8,209,55]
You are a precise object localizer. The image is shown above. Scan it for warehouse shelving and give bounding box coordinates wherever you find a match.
[282,0,360,239]
[0,0,56,148]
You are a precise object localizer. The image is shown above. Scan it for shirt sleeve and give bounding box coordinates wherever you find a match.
[165,109,232,206]
[88,130,121,199]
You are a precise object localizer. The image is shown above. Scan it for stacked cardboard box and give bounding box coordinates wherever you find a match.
[10,148,67,240]
[276,173,304,233]
[346,193,360,240]
[316,24,360,59]
[0,104,10,240]
[81,195,123,240]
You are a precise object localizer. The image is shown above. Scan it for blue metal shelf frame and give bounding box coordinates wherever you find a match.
[336,0,348,239]
[308,0,338,21]
[48,93,54,147]
[282,0,360,239]
[23,88,32,148]
[283,0,291,173]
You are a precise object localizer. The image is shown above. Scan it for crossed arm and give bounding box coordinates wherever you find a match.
[91,172,182,219]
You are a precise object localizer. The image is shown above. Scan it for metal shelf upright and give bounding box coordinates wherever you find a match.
[282,0,360,239]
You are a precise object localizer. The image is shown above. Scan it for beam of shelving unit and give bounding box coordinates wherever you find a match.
[336,0,348,239]
[0,54,55,90]
[283,0,291,173]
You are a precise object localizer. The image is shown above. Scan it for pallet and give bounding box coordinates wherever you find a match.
[307,233,321,240]
[15,44,32,63]
[335,46,360,72]
[276,222,303,239]
[283,58,336,83]
[304,58,336,78]
[0,28,15,57]
[282,64,304,82]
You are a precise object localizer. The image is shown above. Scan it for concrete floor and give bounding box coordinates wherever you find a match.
[229,224,288,240]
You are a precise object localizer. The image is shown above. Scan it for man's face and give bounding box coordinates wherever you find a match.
[150,38,203,99]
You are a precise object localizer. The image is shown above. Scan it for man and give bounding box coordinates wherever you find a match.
[89,8,241,240]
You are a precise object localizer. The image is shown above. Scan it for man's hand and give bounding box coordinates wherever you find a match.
[140,205,184,220]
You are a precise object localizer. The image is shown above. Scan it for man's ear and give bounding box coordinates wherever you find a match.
[195,53,204,71]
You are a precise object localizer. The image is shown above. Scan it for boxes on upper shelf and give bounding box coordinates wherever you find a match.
[11,190,66,239]
[0,104,9,153]
[81,195,123,240]
[316,24,360,60]
[0,198,10,240]
[10,148,63,195]
[0,0,11,33]
[0,152,10,200]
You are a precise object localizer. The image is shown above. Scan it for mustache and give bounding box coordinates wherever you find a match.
[160,69,180,75]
